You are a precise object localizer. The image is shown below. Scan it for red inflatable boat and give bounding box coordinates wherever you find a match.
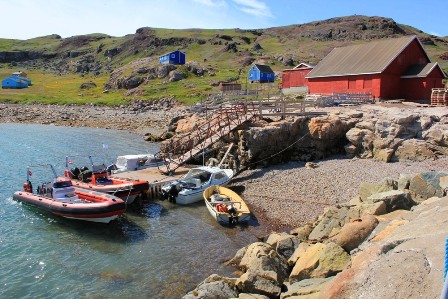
[14,167,126,223]
[64,156,149,204]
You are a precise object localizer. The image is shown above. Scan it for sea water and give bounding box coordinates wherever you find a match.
[0,124,261,299]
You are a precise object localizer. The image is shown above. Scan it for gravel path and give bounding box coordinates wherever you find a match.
[230,155,448,231]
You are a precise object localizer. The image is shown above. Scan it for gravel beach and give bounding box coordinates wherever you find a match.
[230,155,448,231]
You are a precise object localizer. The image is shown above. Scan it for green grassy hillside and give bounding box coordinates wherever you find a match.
[0,15,447,105]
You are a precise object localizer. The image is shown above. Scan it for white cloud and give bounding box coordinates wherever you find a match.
[0,0,276,39]
[429,31,442,37]
[231,0,273,17]
[192,0,227,7]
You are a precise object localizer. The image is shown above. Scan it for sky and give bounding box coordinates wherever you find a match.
[1,0,447,40]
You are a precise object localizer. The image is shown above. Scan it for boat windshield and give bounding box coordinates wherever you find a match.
[53,180,73,188]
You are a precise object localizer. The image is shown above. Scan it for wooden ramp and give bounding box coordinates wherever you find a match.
[112,166,191,199]
[156,103,256,173]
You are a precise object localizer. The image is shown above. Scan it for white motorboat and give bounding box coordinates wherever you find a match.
[108,154,165,174]
[160,166,234,205]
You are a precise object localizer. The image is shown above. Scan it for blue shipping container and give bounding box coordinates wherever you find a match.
[159,50,186,65]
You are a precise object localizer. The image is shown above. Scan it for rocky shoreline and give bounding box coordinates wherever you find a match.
[184,170,448,299]
[2,101,448,231]
[0,99,187,136]
[2,101,448,297]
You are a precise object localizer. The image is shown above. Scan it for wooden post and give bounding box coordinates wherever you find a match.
[282,100,286,119]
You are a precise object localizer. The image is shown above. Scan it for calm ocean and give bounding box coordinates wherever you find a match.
[0,123,259,298]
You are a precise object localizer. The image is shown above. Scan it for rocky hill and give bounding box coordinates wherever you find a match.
[0,15,447,104]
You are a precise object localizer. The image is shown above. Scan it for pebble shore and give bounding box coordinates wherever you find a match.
[231,155,448,231]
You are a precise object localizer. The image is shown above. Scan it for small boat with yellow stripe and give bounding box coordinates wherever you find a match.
[203,185,250,226]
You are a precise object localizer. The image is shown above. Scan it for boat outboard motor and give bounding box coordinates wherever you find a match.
[228,204,238,226]
[168,184,179,203]
[106,164,117,175]
[71,167,80,178]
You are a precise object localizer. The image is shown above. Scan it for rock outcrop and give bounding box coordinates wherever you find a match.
[167,105,448,173]
[185,171,448,298]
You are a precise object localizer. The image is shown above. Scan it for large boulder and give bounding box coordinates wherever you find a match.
[397,173,414,190]
[334,215,379,252]
[157,64,177,78]
[350,201,387,218]
[288,242,312,267]
[266,232,300,260]
[182,274,238,299]
[289,242,350,283]
[393,139,438,161]
[345,128,375,158]
[359,178,397,201]
[236,271,282,298]
[80,81,97,89]
[366,190,416,212]
[289,243,326,283]
[168,69,186,82]
[280,277,334,299]
[235,242,289,297]
[409,171,448,202]
[127,76,145,89]
[308,206,350,241]
[290,224,313,241]
[320,197,448,299]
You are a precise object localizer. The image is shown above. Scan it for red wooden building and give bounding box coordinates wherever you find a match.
[305,35,446,101]
[281,63,314,89]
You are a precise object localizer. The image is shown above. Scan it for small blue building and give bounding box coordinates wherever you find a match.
[248,64,275,83]
[12,75,32,86]
[159,50,186,65]
[2,76,29,89]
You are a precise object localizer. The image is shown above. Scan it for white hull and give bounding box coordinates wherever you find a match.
[63,215,119,223]
[175,192,204,205]
[175,178,232,205]
[120,194,137,205]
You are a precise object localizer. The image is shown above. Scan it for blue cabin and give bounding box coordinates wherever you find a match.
[248,64,275,83]
[159,50,186,65]
[2,76,29,89]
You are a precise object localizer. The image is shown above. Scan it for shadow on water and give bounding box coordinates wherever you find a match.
[124,201,166,218]
[21,204,149,244]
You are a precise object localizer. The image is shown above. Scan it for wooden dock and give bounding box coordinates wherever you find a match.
[112,166,191,199]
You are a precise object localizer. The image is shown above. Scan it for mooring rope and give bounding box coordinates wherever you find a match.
[244,193,334,206]
[245,131,311,168]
